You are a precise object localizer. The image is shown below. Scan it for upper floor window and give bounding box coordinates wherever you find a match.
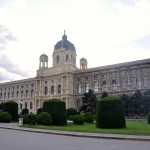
[21,91,23,98]
[26,90,28,98]
[30,102,33,109]
[0,93,2,99]
[112,79,117,90]
[143,76,148,88]
[31,89,34,98]
[51,86,54,95]
[8,92,10,99]
[132,77,137,88]
[102,81,107,92]
[66,54,69,62]
[77,84,82,94]
[56,55,60,64]
[93,82,98,93]
[58,85,61,94]
[44,86,48,95]
[16,91,19,98]
[122,78,127,90]
[85,83,90,93]
[12,91,14,99]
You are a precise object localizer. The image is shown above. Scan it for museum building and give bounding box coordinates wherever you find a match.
[0,32,150,114]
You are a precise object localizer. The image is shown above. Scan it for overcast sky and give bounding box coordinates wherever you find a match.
[0,0,150,83]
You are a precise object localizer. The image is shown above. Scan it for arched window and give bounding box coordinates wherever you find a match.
[132,77,137,88]
[112,79,117,90]
[102,81,107,92]
[25,102,27,109]
[94,82,98,93]
[143,76,148,87]
[12,91,14,99]
[44,86,48,95]
[66,54,69,62]
[26,90,28,98]
[85,83,90,93]
[77,84,82,93]
[56,55,60,64]
[8,92,10,99]
[16,91,19,98]
[31,89,34,97]
[58,85,61,94]
[30,102,33,109]
[0,93,2,99]
[122,78,127,90]
[51,86,54,94]
[21,91,23,98]
[4,92,6,99]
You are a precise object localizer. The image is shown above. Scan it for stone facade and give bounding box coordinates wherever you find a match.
[0,32,150,113]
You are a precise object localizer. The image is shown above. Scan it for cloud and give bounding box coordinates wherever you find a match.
[0,24,17,50]
[0,54,31,79]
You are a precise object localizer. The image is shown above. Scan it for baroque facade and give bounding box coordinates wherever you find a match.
[0,32,150,114]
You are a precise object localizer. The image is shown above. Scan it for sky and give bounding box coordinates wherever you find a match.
[0,0,150,83]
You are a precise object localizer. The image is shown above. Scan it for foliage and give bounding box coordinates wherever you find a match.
[43,99,67,126]
[37,112,52,126]
[79,89,97,114]
[3,100,18,121]
[83,112,93,123]
[73,115,84,125]
[0,112,12,123]
[96,96,126,129]
[68,115,75,121]
[37,108,43,115]
[147,111,150,124]
[101,92,108,98]
[22,108,29,115]
[23,113,37,125]
[66,108,77,119]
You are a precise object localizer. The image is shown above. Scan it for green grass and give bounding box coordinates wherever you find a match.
[22,119,150,136]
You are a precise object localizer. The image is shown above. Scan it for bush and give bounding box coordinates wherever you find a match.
[22,108,29,115]
[3,101,18,121]
[37,108,43,115]
[23,113,37,124]
[43,99,67,126]
[37,112,52,126]
[83,112,93,123]
[93,115,96,121]
[68,115,75,121]
[0,112,12,123]
[66,108,77,119]
[96,96,126,129]
[73,115,84,125]
[147,111,150,124]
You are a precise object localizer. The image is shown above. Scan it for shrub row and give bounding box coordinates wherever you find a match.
[0,112,12,123]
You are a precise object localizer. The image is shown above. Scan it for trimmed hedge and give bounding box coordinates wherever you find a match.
[22,108,29,115]
[37,112,52,126]
[66,108,77,119]
[147,111,150,124]
[0,112,12,123]
[37,108,43,115]
[3,101,18,121]
[23,113,37,125]
[73,115,84,125]
[43,99,67,126]
[83,112,93,123]
[96,96,126,129]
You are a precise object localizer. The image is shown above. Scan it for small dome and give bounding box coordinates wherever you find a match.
[80,58,87,62]
[40,54,48,61]
[54,31,76,51]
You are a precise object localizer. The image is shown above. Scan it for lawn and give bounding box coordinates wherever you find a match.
[22,119,150,136]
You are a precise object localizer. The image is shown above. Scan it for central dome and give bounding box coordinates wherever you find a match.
[54,31,76,51]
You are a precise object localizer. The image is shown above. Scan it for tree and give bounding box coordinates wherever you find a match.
[121,94,132,118]
[79,89,97,114]
[132,90,143,115]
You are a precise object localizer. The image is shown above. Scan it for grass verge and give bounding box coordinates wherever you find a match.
[22,119,150,135]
